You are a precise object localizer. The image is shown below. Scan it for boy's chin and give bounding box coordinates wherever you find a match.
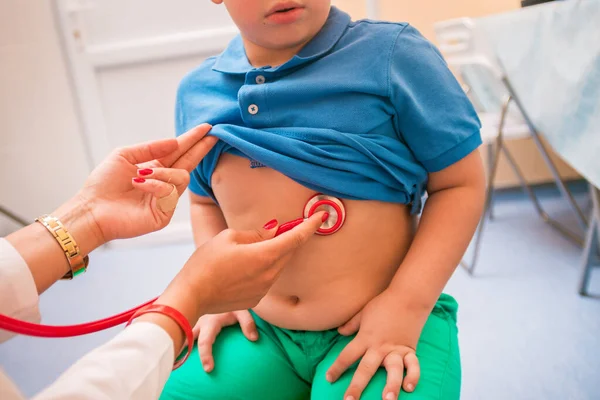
[258,35,313,51]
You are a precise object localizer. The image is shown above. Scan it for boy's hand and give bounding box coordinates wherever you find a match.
[327,290,421,400]
[194,311,257,373]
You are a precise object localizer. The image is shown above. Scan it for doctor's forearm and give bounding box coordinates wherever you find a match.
[136,274,211,358]
[5,195,104,294]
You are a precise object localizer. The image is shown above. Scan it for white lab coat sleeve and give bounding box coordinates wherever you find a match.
[34,322,175,400]
[0,238,41,344]
[0,238,176,399]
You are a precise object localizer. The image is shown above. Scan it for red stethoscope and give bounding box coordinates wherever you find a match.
[0,194,346,338]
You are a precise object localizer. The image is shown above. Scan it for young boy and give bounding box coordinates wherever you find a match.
[161,1,485,399]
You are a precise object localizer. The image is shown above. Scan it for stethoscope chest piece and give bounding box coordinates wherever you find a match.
[304,194,346,235]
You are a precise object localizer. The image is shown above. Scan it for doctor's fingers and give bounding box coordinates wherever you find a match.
[250,212,326,260]
[117,138,178,165]
[134,168,189,195]
[160,124,217,171]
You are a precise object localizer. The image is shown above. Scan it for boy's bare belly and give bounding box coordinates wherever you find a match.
[212,153,414,331]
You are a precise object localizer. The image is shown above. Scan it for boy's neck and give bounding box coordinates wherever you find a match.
[243,37,311,68]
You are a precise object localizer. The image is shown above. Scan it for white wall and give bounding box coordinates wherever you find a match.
[0,1,90,235]
[0,0,236,245]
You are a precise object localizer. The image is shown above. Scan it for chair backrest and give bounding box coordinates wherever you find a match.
[434,18,509,115]
[435,18,477,57]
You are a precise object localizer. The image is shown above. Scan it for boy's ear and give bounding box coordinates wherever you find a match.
[211,0,223,4]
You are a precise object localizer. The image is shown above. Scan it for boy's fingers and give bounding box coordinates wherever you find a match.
[344,349,384,400]
[326,339,365,383]
[383,352,405,400]
[192,324,201,341]
[236,310,259,341]
[338,311,362,336]
[197,325,221,373]
[402,353,420,393]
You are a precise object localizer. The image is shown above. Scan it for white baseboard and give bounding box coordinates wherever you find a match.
[104,221,194,250]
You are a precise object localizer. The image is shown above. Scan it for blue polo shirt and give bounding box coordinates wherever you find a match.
[176,6,481,213]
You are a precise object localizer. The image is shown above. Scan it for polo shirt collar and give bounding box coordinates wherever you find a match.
[212,6,351,74]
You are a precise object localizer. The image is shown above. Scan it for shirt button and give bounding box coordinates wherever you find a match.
[255,75,266,84]
[248,104,259,115]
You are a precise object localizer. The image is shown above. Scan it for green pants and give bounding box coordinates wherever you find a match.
[161,294,461,400]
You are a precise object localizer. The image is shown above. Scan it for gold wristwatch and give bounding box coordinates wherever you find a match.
[35,215,89,280]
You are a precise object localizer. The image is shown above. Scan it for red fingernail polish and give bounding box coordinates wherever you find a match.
[133,177,146,183]
[263,219,278,230]
[322,212,330,222]
[138,168,153,176]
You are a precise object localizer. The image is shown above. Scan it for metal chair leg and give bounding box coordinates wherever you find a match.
[500,145,584,246]
[460,140,502,275]
[578,186,599,296]
[487,142,496,221]
[461,88,587,275]
[501,76,588,233]
[0,205,29,227]
[595,189,600,254]
[486,90,585,246]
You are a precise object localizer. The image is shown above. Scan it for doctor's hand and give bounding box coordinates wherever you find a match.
[57,124,217,254]
[151,212,327,359]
